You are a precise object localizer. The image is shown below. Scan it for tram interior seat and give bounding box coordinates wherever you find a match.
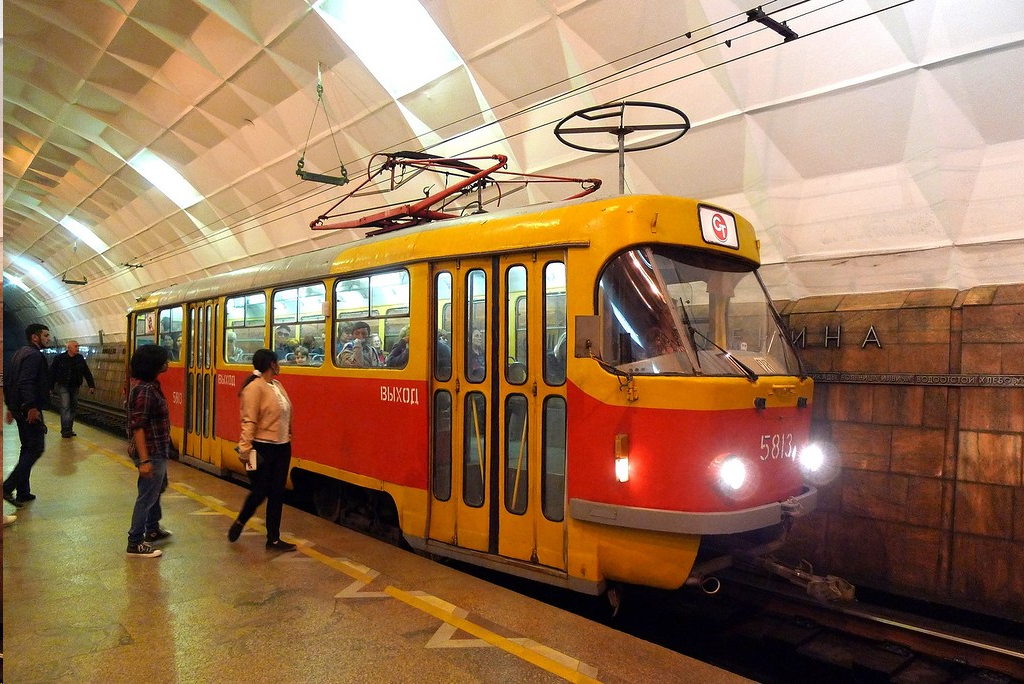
[544,332,568,385]
[507,361,527,384]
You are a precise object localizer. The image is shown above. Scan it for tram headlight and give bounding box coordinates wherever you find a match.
[718,455,747,492]
[798,441,840,485]
[798,443,825,474]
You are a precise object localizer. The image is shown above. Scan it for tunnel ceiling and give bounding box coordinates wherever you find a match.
[3,0,1024,341]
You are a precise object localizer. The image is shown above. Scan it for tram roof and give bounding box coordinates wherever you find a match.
[133,194,756,310]
[134,195,589,309]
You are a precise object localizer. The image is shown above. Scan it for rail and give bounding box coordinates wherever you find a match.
[720,567,1024,680]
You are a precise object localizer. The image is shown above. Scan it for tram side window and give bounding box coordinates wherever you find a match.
[504,394,529,514]
[465,269,487,383]
[158,306,183,361]
[273,284,326,367]
[134,311,157,350]
[543,262,567,386]
[434,272,452,381]
[334,270,410,369]
[542,396,567,522]
[225,292,267,365]
[506,265,528,385]
[432,391,452,501]
[463,392,486,507]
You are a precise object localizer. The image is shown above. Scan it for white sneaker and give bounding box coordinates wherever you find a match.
[3,514,16,526]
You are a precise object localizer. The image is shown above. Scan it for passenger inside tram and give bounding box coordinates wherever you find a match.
[225,330,244,362]
[385,326,410,368]
[335,322,354,357]
[436,331,452,379]
[274,325,295,356]
[467,329,486,382]
[339,321,384,367]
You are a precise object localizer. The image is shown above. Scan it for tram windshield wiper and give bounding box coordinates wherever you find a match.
[690,328,759,383]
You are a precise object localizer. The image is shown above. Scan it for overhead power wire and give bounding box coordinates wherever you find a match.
[36,3,750,307]
[41,0,915,311]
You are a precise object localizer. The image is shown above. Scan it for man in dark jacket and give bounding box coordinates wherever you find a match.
[50,339,96,438]
[3,323,52,506]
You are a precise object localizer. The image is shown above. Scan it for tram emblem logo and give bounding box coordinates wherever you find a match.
[698,205,739,249]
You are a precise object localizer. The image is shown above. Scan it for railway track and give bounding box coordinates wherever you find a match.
[707,568,1024,683]
[75,398,127,434]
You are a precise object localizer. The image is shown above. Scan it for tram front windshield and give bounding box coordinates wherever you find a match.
[597,246,801,377]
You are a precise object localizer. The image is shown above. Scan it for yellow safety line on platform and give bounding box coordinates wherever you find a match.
[89,440,601,683]
[387,586,601,684]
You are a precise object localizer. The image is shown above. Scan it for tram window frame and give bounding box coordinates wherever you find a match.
[506,264,528,385]
[333,270,410,370]
[543,262,567,386]
[224,292,267,365]
[134,311,157,350]
[157,306,183,362]
[273,283,327,367]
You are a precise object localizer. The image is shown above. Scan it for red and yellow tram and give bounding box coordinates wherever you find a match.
[128,194,821,594]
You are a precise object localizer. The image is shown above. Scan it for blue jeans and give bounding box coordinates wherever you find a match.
[57,385,79,435]
[127,458,168,545]
[3,415,47,499]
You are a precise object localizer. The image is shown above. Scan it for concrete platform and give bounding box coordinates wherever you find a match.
[2,415,750,683]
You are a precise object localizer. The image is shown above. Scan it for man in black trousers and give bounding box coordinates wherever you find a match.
[50,339,96,438]
[4,323,52,507]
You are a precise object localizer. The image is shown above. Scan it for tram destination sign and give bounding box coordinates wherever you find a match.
[809,372,1024,387]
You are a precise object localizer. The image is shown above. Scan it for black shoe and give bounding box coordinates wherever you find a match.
[62,433,73,438]
[266,539,296,552]
[126,541,162,558]
[3,492,24,508]
[228,521,243,542]
[14,493,35,504]
[145,528,172,542]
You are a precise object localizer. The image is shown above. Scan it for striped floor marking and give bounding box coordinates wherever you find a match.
[90,438,602,683]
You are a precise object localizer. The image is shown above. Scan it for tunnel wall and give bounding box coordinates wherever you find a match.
[779,285,1024,619]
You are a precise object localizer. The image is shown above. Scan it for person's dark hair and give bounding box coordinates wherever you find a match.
[130,344,170,381]
[239,348,278,395]
[352,321,371,334]
[25,323,49,341]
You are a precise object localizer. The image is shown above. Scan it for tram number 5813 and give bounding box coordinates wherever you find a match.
[760,433,795,460]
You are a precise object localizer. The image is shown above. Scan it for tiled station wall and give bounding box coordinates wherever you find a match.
[778,286,1024,619]
[82,344,128,407]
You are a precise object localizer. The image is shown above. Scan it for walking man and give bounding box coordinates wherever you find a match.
[3,323,52,507]
[50,340,96,438]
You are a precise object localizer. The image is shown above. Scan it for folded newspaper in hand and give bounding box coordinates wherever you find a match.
[245,450,258,471]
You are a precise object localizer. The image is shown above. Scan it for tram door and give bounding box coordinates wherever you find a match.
[183,300,218,465]
[428,253,568,573]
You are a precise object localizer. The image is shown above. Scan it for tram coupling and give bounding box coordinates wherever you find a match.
[757,557,856,603]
